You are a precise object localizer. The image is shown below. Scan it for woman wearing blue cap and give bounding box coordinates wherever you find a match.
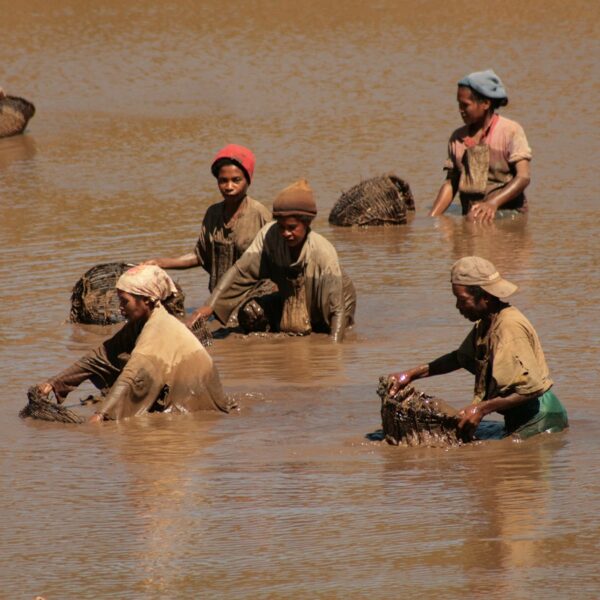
[430,70,532,223]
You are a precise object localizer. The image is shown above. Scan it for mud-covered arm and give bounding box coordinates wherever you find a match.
[143,253,199,269]
[322,272,348,343]
[208,230,268,325]
[95,354,163,420]
[46,320,142,401]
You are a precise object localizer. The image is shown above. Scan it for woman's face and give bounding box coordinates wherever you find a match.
[217,164,249,203]
[276,216,309,249]
[457,86,491,126]
[452,284,489,322]
[117,290,153,322]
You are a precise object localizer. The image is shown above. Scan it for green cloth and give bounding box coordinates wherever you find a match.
[509,389,568,439]
[475,389,568,440]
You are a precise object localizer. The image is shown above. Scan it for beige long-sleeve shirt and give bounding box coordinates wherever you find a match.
[50,305,230,420]
[208,223,356,338]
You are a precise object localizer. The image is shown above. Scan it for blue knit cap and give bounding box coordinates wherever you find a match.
[458,69,507,100]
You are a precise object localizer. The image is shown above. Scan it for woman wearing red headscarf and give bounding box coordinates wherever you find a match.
[144,144,272,321]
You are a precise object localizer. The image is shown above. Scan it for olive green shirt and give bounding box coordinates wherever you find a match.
[456,306,553,404]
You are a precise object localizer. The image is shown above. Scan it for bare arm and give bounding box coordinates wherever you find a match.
[457,389,539,440]
[143,253,200,270]
[388,351,461,395]
[429,173,459,217]
[468,160,531,223]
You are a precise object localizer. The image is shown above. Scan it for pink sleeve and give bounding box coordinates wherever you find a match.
[508,122,532,163]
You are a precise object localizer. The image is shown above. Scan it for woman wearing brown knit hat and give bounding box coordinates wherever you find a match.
[190,180,356,342]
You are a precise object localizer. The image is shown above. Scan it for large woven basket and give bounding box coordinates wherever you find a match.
[378,377,462,447]
[0,95,35,138]
[69,262,185,325]
[329,174,415,226]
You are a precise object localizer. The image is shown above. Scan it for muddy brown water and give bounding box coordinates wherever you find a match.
[1,1,599,598]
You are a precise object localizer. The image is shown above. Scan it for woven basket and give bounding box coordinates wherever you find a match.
[69,262,185,325]
[0,95,35,138]
[378,377,462,447]
[20,386,85,424]
[329,174,415,226]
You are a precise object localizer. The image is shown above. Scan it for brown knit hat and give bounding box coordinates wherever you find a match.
[272,179,317,218]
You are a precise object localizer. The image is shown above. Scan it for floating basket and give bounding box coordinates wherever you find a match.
[0,95,36,138]
[20,386,85,424]
[69,262,185,325]
[329,174,415,226]
[377,377,462,447]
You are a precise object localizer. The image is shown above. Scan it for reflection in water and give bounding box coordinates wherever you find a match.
[433,214,532,276]
[0,0,598,597]
[0,133,37,170]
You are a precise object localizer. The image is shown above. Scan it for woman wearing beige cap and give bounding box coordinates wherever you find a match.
[388,256,568,441]
[190,180,356,342]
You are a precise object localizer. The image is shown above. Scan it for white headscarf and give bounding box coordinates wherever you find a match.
[116,265,177,303]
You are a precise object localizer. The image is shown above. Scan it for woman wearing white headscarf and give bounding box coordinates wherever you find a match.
[38,265,231,422]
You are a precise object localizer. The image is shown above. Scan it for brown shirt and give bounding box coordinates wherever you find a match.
[195,196,272,292]
[456,306,553,404]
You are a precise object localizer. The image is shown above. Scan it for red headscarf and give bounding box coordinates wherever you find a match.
[210,144,255,184]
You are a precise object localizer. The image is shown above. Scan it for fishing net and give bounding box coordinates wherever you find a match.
[20,386,85,424]
[329,174,415,226]
[69,262,186,325]
[0,95,36,138]
[377,377,462,447]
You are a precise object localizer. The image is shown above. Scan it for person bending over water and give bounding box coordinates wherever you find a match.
[190,180,356,342]
[37,265,231,422]
[430,70,531,223]
[388,257,568,441]
[144,144,271,323]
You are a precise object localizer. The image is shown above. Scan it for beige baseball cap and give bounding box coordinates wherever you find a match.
[450,256,517,298]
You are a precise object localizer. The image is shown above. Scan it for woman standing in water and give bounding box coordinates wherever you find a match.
[191,180,356,342]
[429,70,532,223]
[388,257,568,441]
[144,144,271,322]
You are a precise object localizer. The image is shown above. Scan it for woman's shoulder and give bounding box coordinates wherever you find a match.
[246,196,272,219]
[135,306,209,356]
[448,124,469,142]
[307,230,340,262]
[494,306,537,339]
[495,115,527,135]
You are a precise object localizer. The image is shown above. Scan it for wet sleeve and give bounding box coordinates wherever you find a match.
[208,230,268,324]
[443,136,458,173]
[48,320,141,400]
[491,335,546,397]
[508,122,532,163]
[194,212,212,270]
[97,353,164,420]
[320,271,347,341]
[456,327,477,375]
